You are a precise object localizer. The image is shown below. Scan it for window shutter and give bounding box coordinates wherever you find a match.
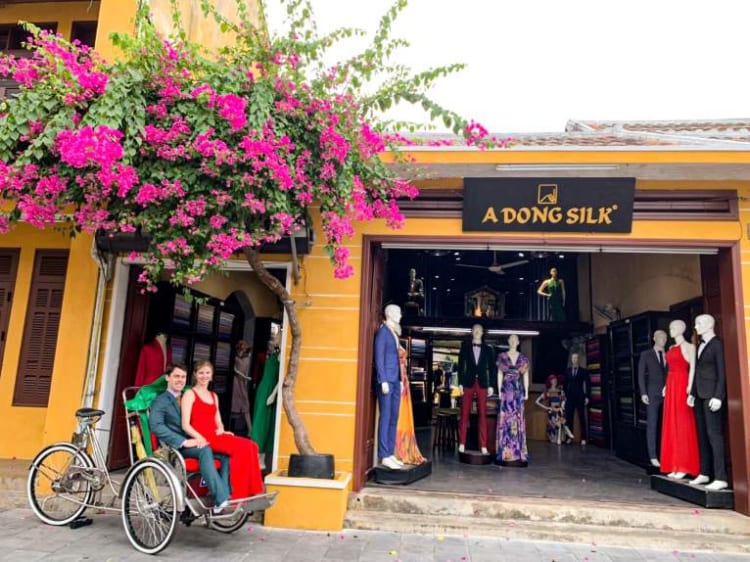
[0,249,19,370]
[13,250,69,407]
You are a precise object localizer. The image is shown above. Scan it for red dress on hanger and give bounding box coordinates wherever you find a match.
[134,338,172,388]
[659,345,700,476]
[188,389,264,500]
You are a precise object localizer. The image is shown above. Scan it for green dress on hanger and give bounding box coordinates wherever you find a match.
[547,278,566,321]
[250,352,280,455]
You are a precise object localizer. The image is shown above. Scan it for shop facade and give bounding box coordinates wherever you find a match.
[277,132,750,522]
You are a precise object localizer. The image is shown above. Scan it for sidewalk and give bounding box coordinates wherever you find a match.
[1,507,749,562]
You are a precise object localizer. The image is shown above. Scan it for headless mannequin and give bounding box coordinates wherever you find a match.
[689,314,728,491]
[155,333,167,363]
[663,320,696,480]
[134,332,172,387]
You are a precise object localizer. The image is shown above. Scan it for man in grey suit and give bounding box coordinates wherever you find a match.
[149,364,230,511]
[638,330,668,467]
[689,314,729,491]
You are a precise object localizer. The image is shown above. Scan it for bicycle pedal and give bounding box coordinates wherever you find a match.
[69,517,92,529]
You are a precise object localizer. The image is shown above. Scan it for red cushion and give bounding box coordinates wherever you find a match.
[184,457,222,473]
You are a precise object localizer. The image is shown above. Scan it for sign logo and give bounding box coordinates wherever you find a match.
[537,184,558,205]
[462,178,635,233]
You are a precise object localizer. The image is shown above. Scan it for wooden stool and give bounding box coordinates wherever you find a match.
[432,409,458,450]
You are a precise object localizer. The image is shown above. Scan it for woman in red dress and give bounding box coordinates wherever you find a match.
[659,319,700,479]
[182,360,264,500]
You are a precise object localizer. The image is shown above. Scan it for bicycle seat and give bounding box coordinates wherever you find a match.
[75,408,105,419]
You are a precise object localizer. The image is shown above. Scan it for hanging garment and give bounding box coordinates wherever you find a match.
[395,346,426,465]
[134,338,172,388]
[250,352,280,455]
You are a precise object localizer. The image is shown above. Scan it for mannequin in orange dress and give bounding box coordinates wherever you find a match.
[182,360,264,500]
[394,346,426,465]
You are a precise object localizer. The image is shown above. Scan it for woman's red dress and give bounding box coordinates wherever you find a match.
[188,389,264,499]
[659,345,700,476]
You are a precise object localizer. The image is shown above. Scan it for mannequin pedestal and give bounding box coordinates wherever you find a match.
[458,450,492,465]
[650,475,734,509]
[373,460,432,485]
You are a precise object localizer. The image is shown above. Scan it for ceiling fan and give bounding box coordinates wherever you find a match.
[456,251,529,275]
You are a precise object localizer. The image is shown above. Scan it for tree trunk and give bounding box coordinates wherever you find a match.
[244,248,315,455]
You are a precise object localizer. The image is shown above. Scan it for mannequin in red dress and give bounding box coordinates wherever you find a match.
[134,332,172,387]
[181,360,264,501]
[659,319,700,479]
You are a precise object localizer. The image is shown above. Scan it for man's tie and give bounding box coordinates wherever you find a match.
[573,367,577,377]
[175,394,182,408]
[658,350,665,371]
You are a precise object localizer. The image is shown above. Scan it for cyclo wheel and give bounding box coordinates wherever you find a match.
[121,459,179,555]
[27,443,95,526]
[209,510,250,533]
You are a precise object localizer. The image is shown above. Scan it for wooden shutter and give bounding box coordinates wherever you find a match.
[13,250,69,407]
[0,249,20,370]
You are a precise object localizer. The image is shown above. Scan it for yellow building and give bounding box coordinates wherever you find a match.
[1,1,749,528]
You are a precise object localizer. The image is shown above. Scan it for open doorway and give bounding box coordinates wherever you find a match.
[98,261,288,470]
[354,239,749,513]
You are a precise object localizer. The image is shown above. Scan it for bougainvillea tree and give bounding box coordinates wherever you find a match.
[0,0,506,455]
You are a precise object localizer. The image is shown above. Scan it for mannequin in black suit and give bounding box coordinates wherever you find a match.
[688,314,729,491]
[638,330,668,467]
[457,324,496,455]
[563,352,590,445]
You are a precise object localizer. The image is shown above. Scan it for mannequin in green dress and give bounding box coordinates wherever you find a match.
[537,267,566,321]
[250,350,281,459]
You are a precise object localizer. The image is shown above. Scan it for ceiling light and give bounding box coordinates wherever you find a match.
[434,275,440,279]
[487,329,540,336]
[423,327,469,333]
[558,254,565,259]
[518,252,525,257]
[494,164,621,172]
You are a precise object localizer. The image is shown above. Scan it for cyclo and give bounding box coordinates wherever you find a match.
[26,382,277,555]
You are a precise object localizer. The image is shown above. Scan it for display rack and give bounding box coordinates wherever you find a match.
[585,335,609,448]
[406,337,432,427]
[608,311,670,466]
[148,282,240,422]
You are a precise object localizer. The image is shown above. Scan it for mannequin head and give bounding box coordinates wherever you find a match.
[694,314,716,337]
[546,374,559,390]
[235,340,252,358]
[550,267,559,279]
[384,304,402,325]
[507,334,520,351]
[570,352,580,368]
[155,332,168,344]
[669,319,686,340]
[408,268,416,281]
[471,323,484,344]
[653,330,667,349]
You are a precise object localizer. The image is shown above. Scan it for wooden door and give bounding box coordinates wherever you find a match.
[353,242,385,489]
[107,266,150,469]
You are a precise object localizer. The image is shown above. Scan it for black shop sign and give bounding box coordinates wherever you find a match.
[463,178,635,233]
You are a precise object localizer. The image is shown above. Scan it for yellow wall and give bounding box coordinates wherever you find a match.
[188,270,282,319]
[590,253,702,332]
[277,179,746,477]
[0,227,98,458]
[0,2,99,38]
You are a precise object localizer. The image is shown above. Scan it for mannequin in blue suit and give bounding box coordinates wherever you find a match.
[150,364,230,510]
[374,304,404,470]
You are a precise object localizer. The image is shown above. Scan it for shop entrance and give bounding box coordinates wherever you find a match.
[354,238,750,515]
[100,261,288,471]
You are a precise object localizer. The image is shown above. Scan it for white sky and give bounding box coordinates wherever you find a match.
[264,1,750,134]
